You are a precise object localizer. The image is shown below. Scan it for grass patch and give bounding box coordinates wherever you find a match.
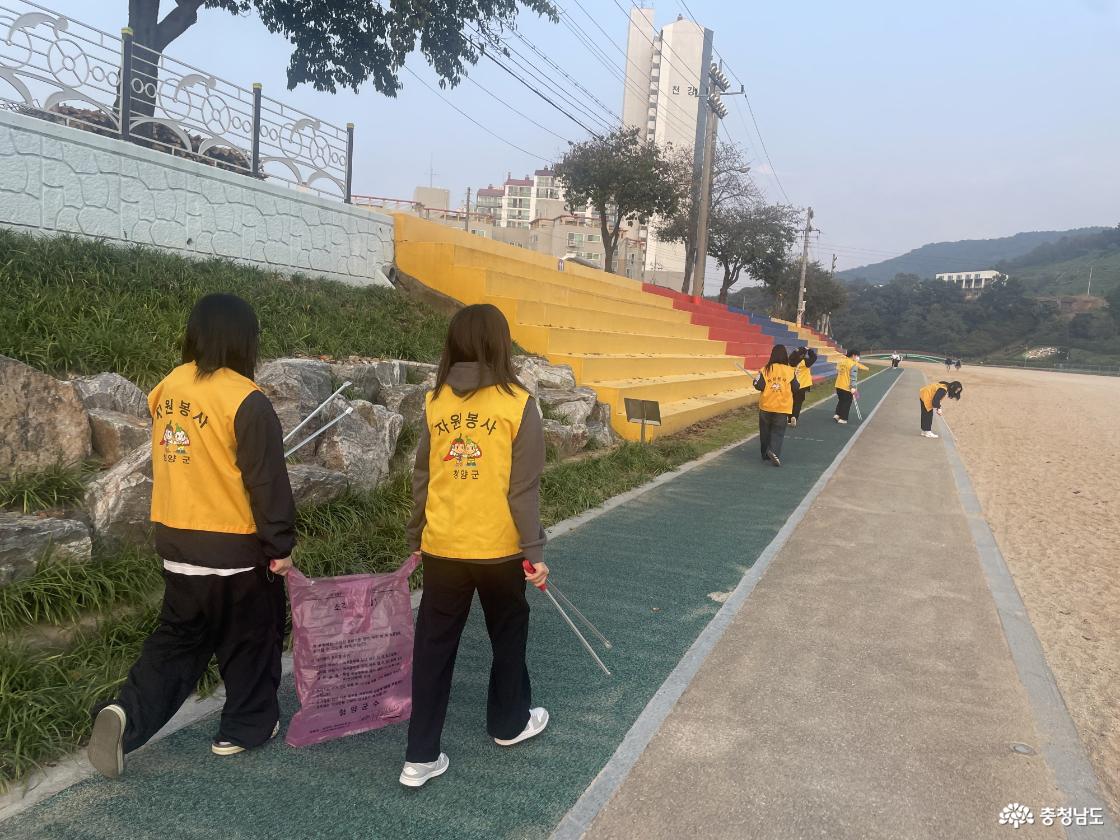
[294,472,415,586]
[0,605,159,786]
[0,230,449,388]
[0,545,161,635]
[0,463,91,514]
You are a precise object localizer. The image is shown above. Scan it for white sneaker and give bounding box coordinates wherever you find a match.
[921,430,939,438]
[88,704,126,779]
[494,707,550,747]
[833,414,839,421]
[400,753,450,788]
[836,419,848,425]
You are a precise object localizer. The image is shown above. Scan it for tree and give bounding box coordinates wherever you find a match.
[763,260,847,322]
[656,142,754,293]
[554,127,682,275]
[1106,282,1120,323]
[707,201,801,304]
[123,0,557,104]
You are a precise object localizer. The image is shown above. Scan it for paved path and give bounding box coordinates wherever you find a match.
[5,368,1111,839]
[581,368,1109,840]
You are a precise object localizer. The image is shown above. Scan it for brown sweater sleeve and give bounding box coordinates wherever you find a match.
[509,398,546,566]
[405,411,431,554]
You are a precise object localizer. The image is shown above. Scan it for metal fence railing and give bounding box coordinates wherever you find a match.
[0,0,354,201]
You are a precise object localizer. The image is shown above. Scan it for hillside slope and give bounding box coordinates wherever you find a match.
[1009,249,1120,297]
[838,227,1107,283]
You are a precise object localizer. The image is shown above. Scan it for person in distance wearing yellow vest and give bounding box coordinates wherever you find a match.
[753,344,802,467]
[401,304,549,788]
[87,294,295,779]
[786,346,818,427]
[833,349,869,425]
[919,379,963,438]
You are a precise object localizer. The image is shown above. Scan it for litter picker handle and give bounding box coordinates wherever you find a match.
[522,559,547,590]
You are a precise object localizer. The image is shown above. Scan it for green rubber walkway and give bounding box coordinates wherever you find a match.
[4,371,900,840]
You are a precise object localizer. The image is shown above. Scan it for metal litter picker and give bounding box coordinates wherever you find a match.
[853,395,863,422]
[283,382,353,459]
[522,560,612,676]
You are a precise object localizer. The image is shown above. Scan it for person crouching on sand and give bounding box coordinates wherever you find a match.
[919,380,963,438]
[787,346,817,428]
[401,303,549,788]
[754,344,801,467]
[833,349,868,425]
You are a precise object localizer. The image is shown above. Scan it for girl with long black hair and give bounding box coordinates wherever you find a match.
[88,294,295,778]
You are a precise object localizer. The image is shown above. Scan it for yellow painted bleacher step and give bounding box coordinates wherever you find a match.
[393,214,761,440]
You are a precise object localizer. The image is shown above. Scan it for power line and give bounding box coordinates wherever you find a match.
[622,0,701,88]
[476,47,606,137]
[460,73,575,144]
[508,28,622,124]
[402,65,547,162]
[471,27,618,134]
[565,0,700,138]
[705,43,792,205]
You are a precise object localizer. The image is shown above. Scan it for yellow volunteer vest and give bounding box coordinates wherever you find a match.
[835,357,854,391]
[149,363,260,534]
[421,383,530,561]
[758,363,796,414]
[920,381,949,412]
[795,361,813,389]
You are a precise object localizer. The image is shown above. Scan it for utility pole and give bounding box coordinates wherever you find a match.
[464,187,471,231]
[687,29,715,299]
[795,206,814,326]
[691,62,738,299]
[691,100,719,299]
[1087,264,1094,297]
[830,253,837,280]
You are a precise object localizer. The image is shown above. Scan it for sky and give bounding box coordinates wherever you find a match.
[33,0,1120,287]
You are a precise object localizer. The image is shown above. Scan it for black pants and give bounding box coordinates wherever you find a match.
[920,401,935,431]
[790,387,809,420]
[758,410,789,459]
[407,556,531,763]
[835,388,853,420]
[115,566,285,753]
[891,359,899,368]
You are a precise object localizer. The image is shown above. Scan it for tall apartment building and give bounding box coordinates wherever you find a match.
[621,8,707,289]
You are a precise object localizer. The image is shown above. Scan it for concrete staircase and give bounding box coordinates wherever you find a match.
[393,215,759,441]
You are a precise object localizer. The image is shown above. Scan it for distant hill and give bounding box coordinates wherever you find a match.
[837,227,1108,284]
[998,226,1120,297]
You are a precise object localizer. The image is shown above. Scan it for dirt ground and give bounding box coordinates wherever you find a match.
[913,361,1119,816]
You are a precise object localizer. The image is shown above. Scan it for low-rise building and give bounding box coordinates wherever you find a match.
[936,269,1005,296]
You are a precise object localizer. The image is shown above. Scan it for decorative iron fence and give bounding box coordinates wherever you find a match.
[0,0,354,201]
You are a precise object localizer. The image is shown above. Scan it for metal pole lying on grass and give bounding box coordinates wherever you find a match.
[523,560,611,676]
[283,381,352,444]
[285,406,354,459]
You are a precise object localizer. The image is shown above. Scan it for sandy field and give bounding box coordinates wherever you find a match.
[913,362,1119,816]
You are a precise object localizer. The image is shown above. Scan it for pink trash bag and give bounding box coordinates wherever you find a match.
[285,554,420,747]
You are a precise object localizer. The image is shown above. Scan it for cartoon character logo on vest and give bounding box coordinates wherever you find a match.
[172,423,191,454]
[161,422,175,451]
[443,435,482,467]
